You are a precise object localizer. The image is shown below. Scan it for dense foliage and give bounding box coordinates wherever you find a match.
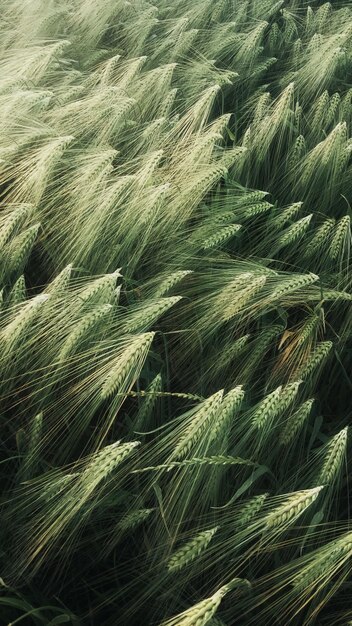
[0,0,352,624]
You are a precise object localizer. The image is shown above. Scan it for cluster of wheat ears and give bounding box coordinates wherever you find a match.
[0,0,352,624]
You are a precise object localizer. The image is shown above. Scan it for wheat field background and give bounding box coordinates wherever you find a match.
[0,1,352,624]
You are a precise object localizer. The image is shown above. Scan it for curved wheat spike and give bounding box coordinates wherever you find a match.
[101,333,155,400]
[167,527,219,573]
[159,579,250,626]
[264,487,324,529]
[173,391,224,460]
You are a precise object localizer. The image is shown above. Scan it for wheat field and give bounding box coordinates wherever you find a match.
[0,1,351,624]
